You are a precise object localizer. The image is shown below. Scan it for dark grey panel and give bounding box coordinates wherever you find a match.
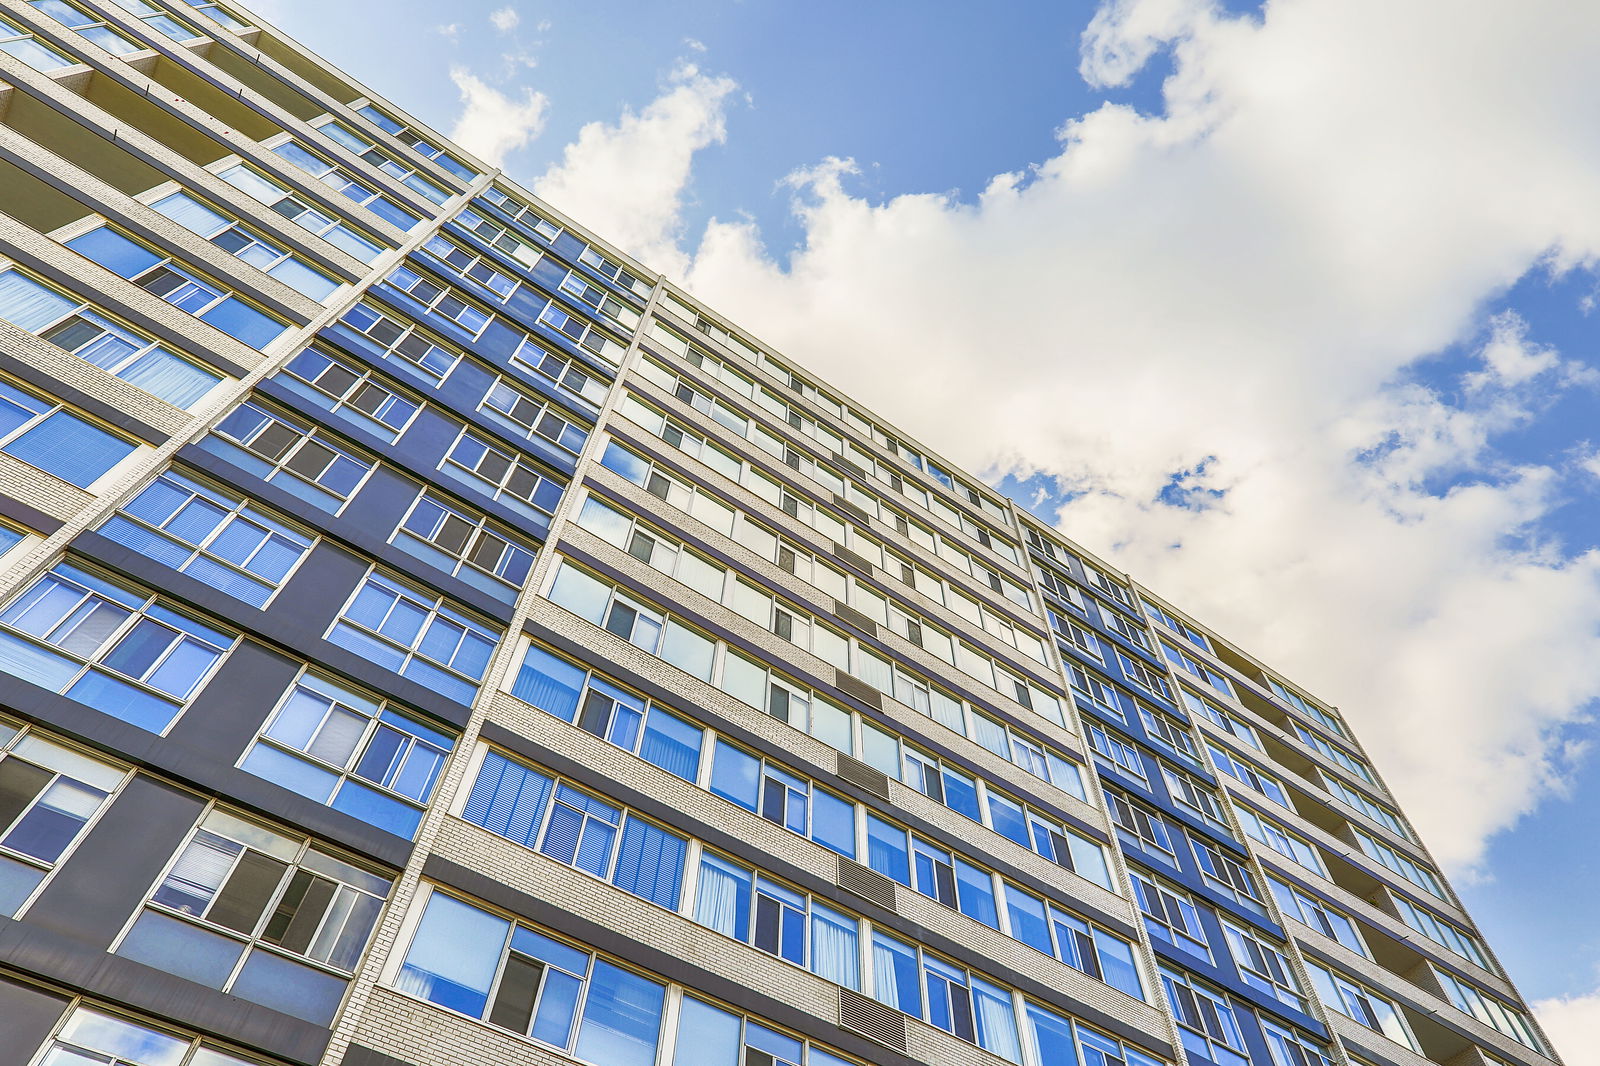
[26,775,204,950]
[262,541,370,641]
[0,915,328,1064]
[163,642,302,771]
[0,971,71,1053]
[0,492,63,535]
[341,1045,420,1066]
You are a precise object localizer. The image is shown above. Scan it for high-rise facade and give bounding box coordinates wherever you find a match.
[0,3,1563,1066]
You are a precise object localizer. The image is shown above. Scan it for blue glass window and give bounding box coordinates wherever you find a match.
[152,191,340,300]
[0,730,123,917]
[0,563,233,733]
[98,469,313,607]
[0,383,135,486]
[866,812,909,886]
[120,808,389,1025]
[398,890,666,1061]
[463,751,685,909]
[871,930,921,1016]
[0,14,73,69]
[512,643,703,780]
[206,400,372,512]
[65,228,286,349]
[241,670,450,838]
[0,271,219,408]
[327,570,499,705]
[278,348,419,442]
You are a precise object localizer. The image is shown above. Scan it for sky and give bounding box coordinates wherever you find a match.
[247,0,1600,1056]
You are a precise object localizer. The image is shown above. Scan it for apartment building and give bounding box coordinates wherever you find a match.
[0,3,1563,1066]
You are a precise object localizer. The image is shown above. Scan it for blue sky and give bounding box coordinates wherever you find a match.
[254,0,1600,1050]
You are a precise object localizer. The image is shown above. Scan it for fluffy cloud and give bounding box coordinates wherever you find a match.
[489,6,519,33]
[534,64,737,276]
[1535,988,1600,1065]
[657,0,1600,871]
[448,68,548,168]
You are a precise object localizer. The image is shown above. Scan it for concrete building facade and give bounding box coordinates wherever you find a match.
[0,3,1563,1066]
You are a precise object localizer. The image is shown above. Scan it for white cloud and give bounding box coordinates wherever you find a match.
[490,6,519,33]
[509,0,1600,876]
[657,0,1600,871]
[534,63,737,275]
[1535,989,1600,1066]
[1467,310,1568,392]
[448,68,548,169]
[435,22,460,40]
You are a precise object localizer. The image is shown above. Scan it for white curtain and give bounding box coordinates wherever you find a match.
[809,907,859,990]
[694,857,743,939]
[974,980,1023,1063]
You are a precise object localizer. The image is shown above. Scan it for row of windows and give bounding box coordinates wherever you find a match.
[0,561,235,734]
[1105,786,1265,915]
[125,409,541,612]
[112,0,215,43]
[603,427,1040,678]
[406,217,633,366]
[463,744,1141,1002]
[621,388,1019,611]
[471,190,652,300]
[26,0,142,57]
[354,100,478,182]
[422,233,518,301]
[267,138,423,233]
[98,467,314,608]
[205,394,566,540]
[0,564,450,849]
[640,342,1017,556]
[1160,964,1335,1066]
[511,642,1112,934]
[0,269,222,409]
[394,884,1163,1066]
[574,490,1074,785]
[344,294,610,455]
[543,561,1114,889]
[312,116,452,206]
[606,408,1037,643]
[650,291,1014,529]
[467,729,1145,998]
[0,12,77,71]
[1037,564,1154,665]
[1066,615,1411,878]
[1025,528,1142,613]
[631,359,1022,572]
[150,189,340,300]
[64,226,288,350]
[216,161,388,263]
[550,560,1113,877]
[169,391,554,604]
[113,805,391,1025]
[0,553,494,741]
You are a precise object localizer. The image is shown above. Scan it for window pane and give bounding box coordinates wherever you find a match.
[573,960,663,1066]
[397,892,508,1017]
